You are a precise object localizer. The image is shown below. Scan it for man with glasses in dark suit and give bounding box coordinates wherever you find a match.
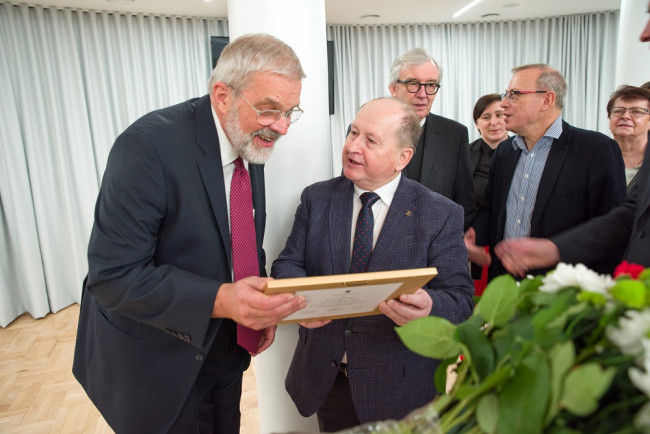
[491,5,650,275]
[465,64,626,280]
[73,34,307,434]
[388,48,476,230]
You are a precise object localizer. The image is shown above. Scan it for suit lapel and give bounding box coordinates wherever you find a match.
[249,164,266,270]
[194,96,232,268]
[469,140,481,175]
[329,181,355,274]
[530,123,569,234]
[637,134,650,218]
[419,114,441,188]
[369,176,417,271]
[495,140,521,241]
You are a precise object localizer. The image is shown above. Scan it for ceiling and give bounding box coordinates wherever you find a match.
[16,0,621,24]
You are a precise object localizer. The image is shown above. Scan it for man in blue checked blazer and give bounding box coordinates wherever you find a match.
[271,97,474,432]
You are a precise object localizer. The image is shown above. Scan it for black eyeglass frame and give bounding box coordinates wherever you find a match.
[396,79,441,95]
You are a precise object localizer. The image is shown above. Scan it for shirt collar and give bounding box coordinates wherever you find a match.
[212,105,245,168]
[512,115,563,151]
[353,173,401,207]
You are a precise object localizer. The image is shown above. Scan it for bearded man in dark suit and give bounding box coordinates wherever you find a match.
[73,34,307,434]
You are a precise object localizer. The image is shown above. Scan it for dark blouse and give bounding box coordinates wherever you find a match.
[469,138,496,209]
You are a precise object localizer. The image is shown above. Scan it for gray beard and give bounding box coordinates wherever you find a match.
[225,107,277,164]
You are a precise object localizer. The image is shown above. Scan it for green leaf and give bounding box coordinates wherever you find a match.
[456,321,494,381]
[455,364,514,400]
[546,427,581,434]
[518,274,544,294]
[610,280,647,308]
[477,393,499,434]
[395,316,461,359]
[546,341,575,424]
[576,291,607,306]
[638,268,650,282]
[497,349,551,434]
[475,274,519,327]
[560,362,616,416]
[532,290,575,331]
[492,315,534,363]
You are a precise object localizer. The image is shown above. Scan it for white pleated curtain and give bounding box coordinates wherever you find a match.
[326,11,619,174]
[0,3,228,327]
[0,2,618,327]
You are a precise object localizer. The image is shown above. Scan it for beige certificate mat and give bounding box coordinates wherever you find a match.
[264,267,437,324]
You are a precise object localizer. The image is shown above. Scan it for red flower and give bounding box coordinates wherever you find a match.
[613,261,645,279]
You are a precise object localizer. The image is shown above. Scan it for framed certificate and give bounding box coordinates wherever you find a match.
[264,267,437,324]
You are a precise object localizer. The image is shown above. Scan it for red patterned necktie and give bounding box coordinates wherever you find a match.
[230,157,263,353]
[350,192,380,273]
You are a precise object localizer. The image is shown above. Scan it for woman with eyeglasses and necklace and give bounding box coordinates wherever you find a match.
[607,85,650,194]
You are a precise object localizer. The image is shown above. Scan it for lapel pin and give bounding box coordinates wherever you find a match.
[405,210,412,217]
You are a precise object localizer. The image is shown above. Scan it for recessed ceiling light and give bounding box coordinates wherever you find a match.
[481,13,500,18]
[361,14,380,19]
[502,2,520,8]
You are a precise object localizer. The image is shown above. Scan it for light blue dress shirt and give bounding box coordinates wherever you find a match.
[504,116,563,239]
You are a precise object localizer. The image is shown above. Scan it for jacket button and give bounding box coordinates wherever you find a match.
[344,329,352,336]
[637,231,645,239]
[195,354,204,362]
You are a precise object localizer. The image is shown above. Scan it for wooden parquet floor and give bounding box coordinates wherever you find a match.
[0,304,260,433]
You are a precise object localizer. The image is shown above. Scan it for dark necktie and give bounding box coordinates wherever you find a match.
[350,192,380,273]
[230,157,263,353]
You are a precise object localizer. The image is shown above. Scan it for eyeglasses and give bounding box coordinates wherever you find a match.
[501,90,548,102]
[230,86,303,126]
[610,107,650,118]
[396,80,441,95]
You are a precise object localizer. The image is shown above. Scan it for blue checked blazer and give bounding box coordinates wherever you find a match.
[271,175,474,423]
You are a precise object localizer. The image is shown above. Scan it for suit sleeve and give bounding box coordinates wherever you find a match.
[425,202,475,324]
[552,187,635,266]
[585,134,626,216]
[86,129,219,348]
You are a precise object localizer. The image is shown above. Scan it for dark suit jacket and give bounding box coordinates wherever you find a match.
[472,120,626,279]
[72,95,265,433]
[271,175,474,423]
[553,140,650,267]
[403,113,476,229]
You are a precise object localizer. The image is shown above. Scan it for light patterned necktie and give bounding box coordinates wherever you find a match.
[350,192,380,273]
[230,157,263,353]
